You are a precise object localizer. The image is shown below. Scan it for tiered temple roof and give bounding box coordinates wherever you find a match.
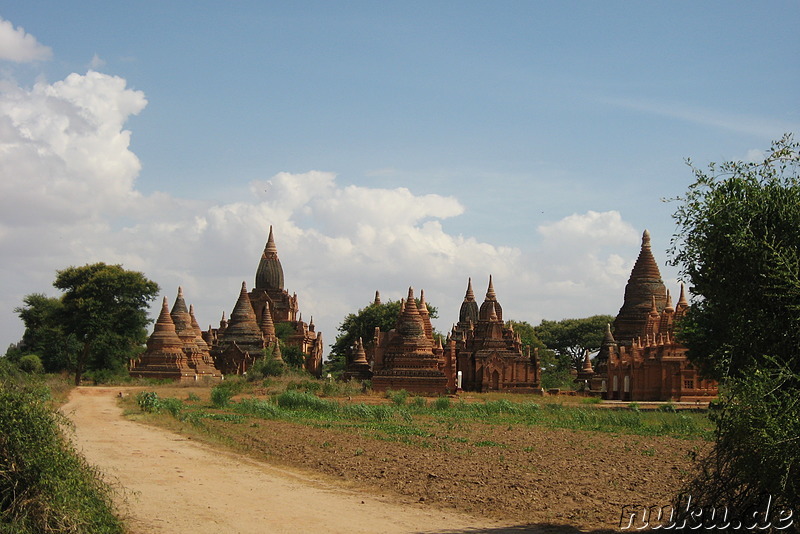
[371,287,449,394]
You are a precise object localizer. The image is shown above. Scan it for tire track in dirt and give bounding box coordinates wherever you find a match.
[61,387,521,534]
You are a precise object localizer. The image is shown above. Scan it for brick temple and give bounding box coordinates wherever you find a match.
[589,230,717,401]
[450,277,540,392]
[130,288,222,382]
[204,226,324,377]
[349,277,540,395]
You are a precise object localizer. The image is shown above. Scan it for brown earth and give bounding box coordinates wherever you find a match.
[63,386,710,533]
[61,387,520,534]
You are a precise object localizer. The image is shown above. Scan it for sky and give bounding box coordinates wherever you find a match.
[0,2,798,355]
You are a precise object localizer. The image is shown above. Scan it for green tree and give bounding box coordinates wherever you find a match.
[13,293,80,372]
[670,135,800,525]
[53,263,159,385]
[506,320,567,389]
[671,133,800,380]
[327,298,437,375]
[533,315,615,372]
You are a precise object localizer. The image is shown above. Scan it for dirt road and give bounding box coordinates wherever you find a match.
[61,387,520,534]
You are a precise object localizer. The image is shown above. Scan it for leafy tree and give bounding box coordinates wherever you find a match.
[504,320,546,350]
[327,298,437,374]
[13,294,80,372]
[670,133,800,380]
[505,320,571,389]
[670,135,800,524]
[533,315,615,372]
[53,263,159,385]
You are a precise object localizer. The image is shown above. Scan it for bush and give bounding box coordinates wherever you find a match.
[0,385,123,533]
[211,384,233,408]
[681,366,798,529]
[432,396,451,411]
[386,389,409,405]
[248,354,285,381]
[136,391,161,413]
[274,390,334,413]
[17,354,44,374]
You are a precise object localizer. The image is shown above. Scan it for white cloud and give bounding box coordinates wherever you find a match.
[0,66,647,354]
[0,18,52,63]
[89,54,106,70]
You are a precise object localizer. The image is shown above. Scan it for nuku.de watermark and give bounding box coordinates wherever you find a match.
[620,494,794,530]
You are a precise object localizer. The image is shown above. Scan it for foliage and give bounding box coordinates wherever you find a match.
[670,134,800,380]
[280,344,306,369]
[386,389,409,405]
[534,315,614,372]
[682,365,799,528]
[327,298,438,374]
[17,354,44,374]
[152,388,710,440]
[670,135,800,527]
[210,380,246,408]
[13,293,81,372]
[246,347,286,381]
[46,263,159,385]
[15,263,158,384]
[136,391,162,413]
[0,383,123,533]
[504,320,546,350]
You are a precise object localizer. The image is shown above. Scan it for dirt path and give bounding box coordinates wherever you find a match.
[61,387,521,534]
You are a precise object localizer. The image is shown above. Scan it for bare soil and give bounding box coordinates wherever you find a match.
[63,386,710,533]
[61,387,519,534]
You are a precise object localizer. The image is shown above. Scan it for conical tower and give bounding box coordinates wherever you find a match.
[130,297,193,380]
[613,230,667,344]
[259,303,283,363]
[224,282,265,350]
[255,225,284,291]
[372,286,447,394]
[479,275,503,321]
[418,289,434,341]
[189,303,222,377]
[459,278,479,325]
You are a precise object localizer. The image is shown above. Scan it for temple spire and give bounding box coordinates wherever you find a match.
[265,225,278,255]
[464,277,475,301]
[255,225,284,290]
[678,282,689,307]
[486,274,496,300]
[374,290,381,306]
[260,303,276,337]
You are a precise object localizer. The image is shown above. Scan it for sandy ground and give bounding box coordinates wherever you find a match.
[61,387,526,534]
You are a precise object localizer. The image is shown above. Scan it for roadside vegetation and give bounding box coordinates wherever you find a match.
[126,378,713,444]
[0,360,123,534]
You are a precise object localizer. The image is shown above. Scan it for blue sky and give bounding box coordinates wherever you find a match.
[1,2,798,353]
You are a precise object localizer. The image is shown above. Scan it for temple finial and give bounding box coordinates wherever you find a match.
[265,225,278,255]
[486,275,496,300]
[678,282,689,307]
[465,278,475,301]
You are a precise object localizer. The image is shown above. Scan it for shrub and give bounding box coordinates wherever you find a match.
[136,391,161,413]
[0,385,123,533]
[386,389,409,405]
[17,354,44,374]
[432,397,451,411]
[159,397,183,417]
[211,384,233,408]
[410,396,426,409]
[274,390,335,413]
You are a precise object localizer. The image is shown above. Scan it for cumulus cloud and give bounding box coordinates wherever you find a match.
[0,18,52,63]
[0,62,647,352]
